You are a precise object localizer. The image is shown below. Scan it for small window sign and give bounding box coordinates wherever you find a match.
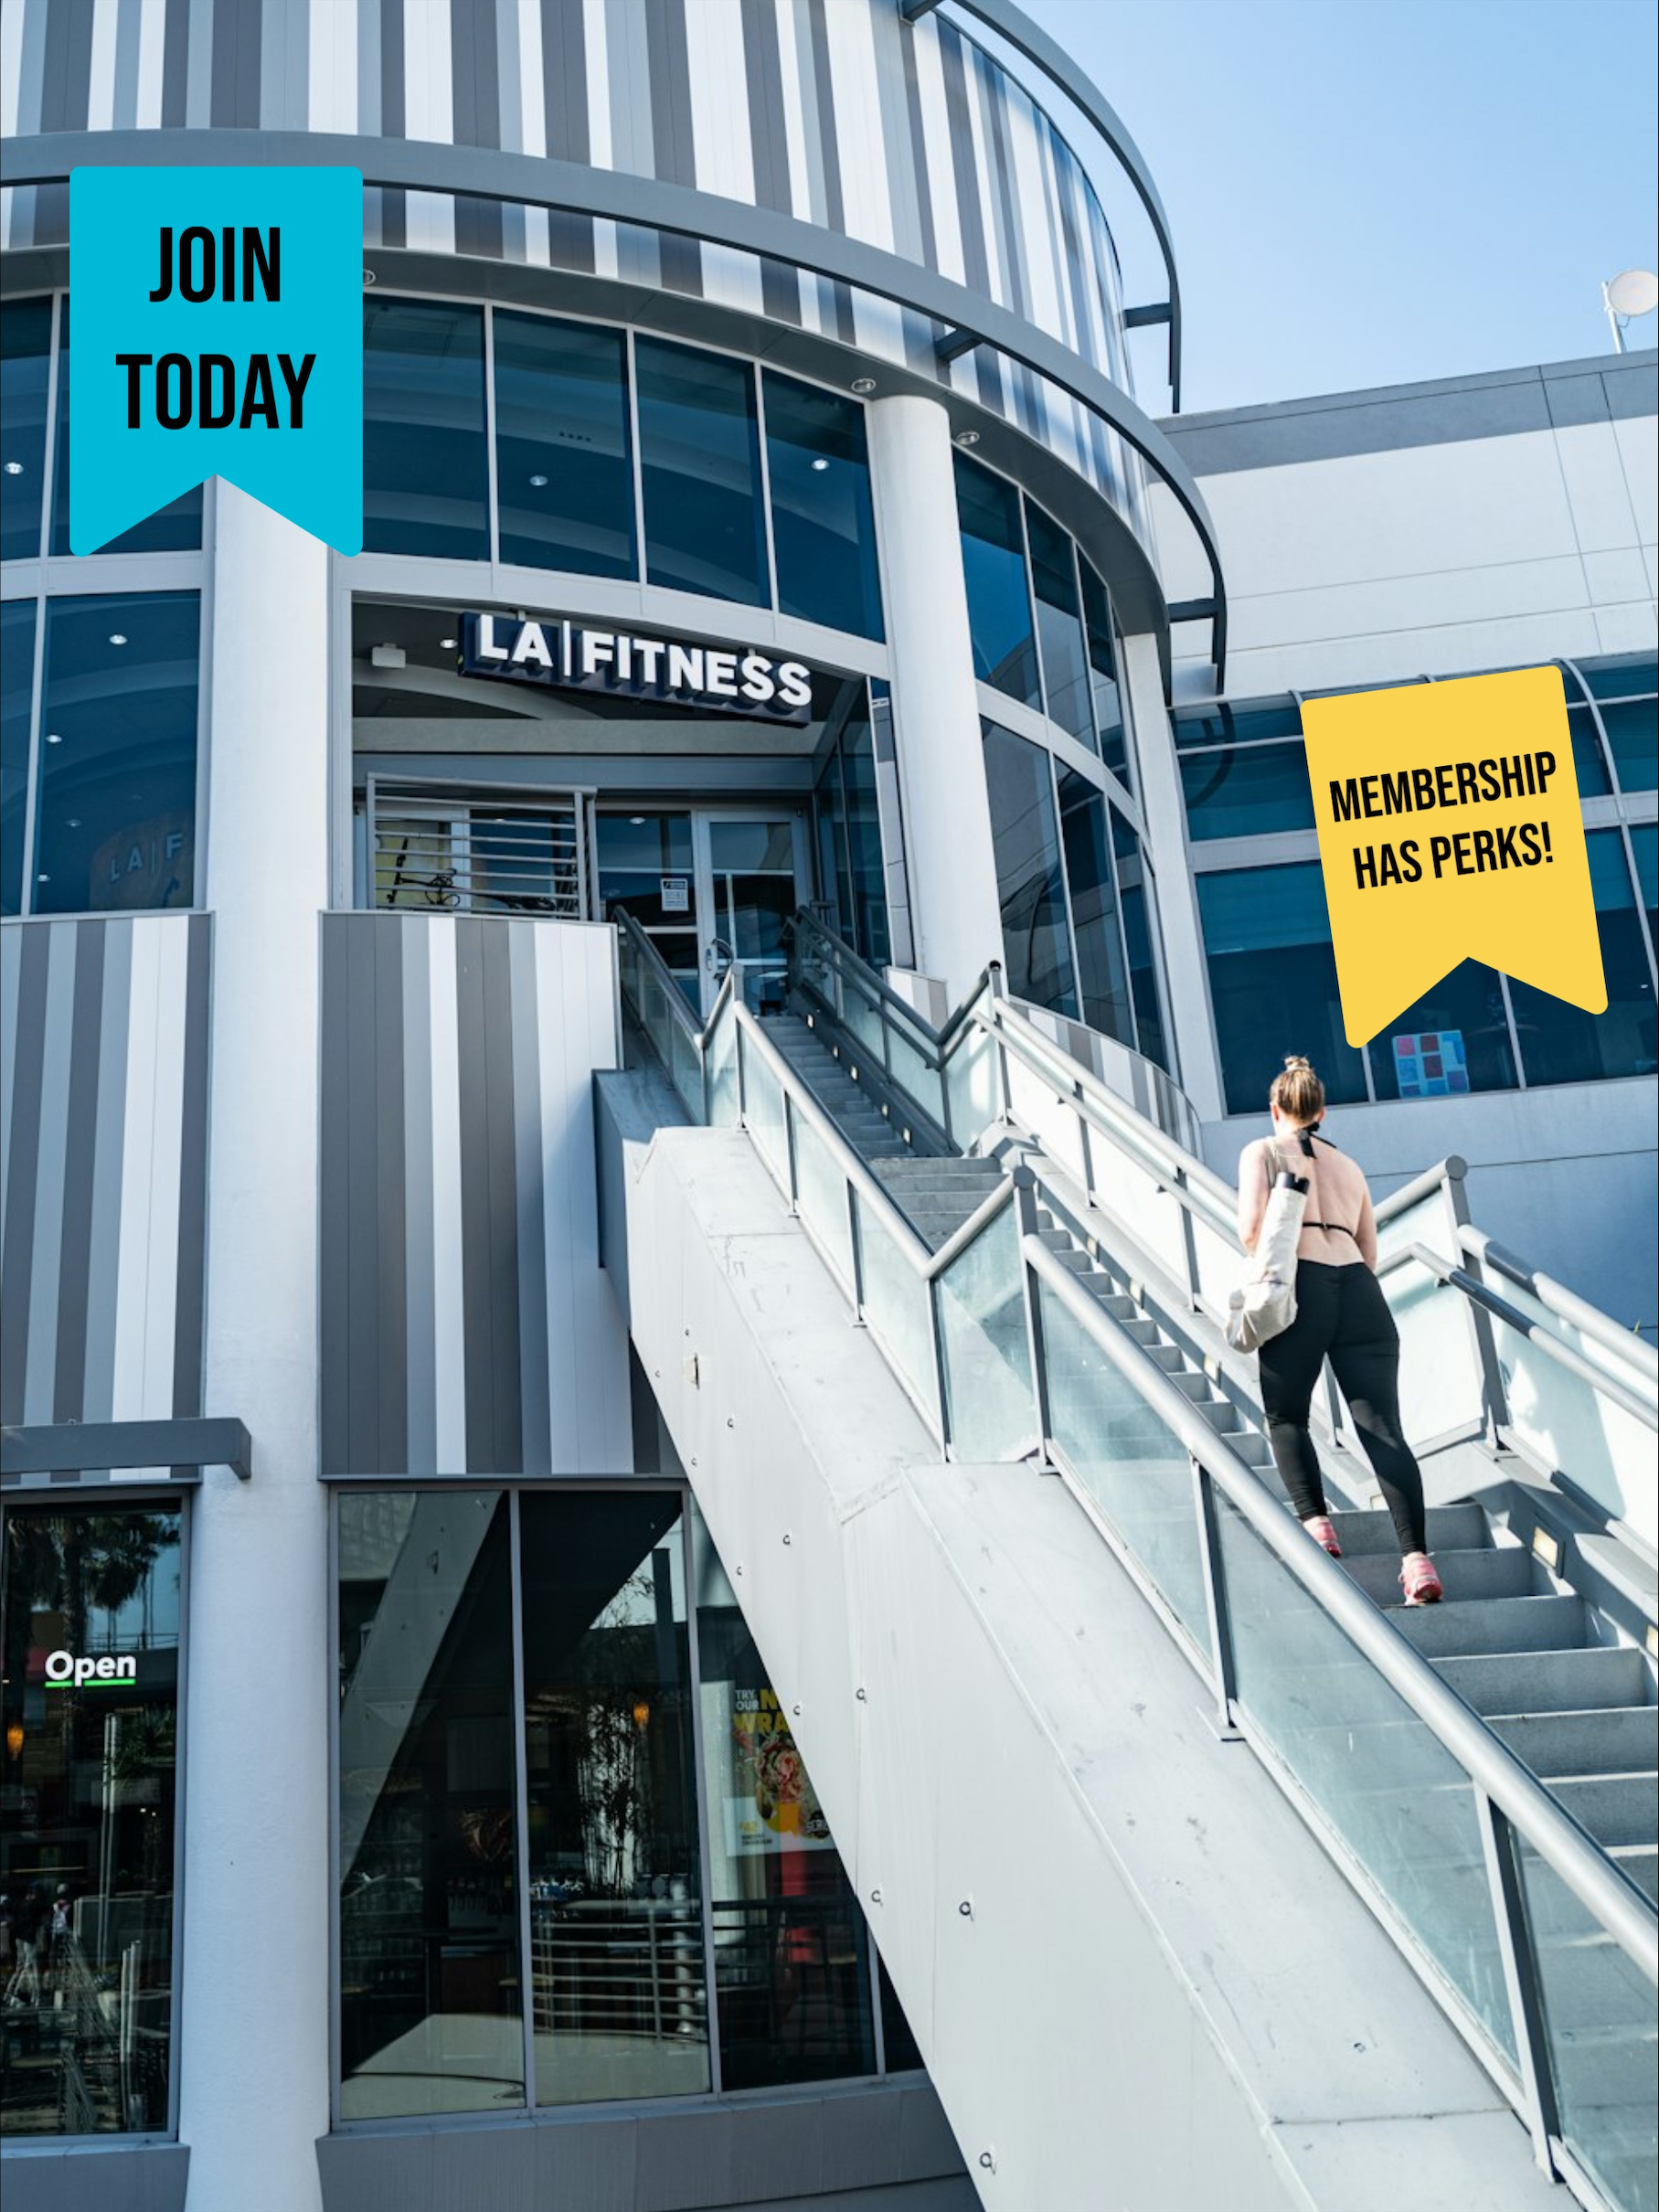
[1392,1028,1469,1098]
[660,876,690,914]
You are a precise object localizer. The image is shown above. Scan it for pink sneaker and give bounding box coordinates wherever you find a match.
[1400,1554,1443,1606]
[1303,1515,1342,1558]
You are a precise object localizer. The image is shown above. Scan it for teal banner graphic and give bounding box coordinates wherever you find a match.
[69,165,363,553]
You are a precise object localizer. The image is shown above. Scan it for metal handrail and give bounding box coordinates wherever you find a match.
[1026,1234,1659,1981]
[1462,1225,1659,1378]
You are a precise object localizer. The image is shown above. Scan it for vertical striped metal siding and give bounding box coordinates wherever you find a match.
[0,912,210,1434]
[318,910,630,1479]
[0,0,1139,514]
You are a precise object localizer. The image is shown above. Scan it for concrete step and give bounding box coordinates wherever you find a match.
[1341,1546,1544,1606]
[1488,1707,1659,1778]
[1391,1594,1590,1658]
[1541,1771,1657,1848]
[1328,1503,1491,1557]
[1432,1645,1653,1717]
[1611,1845,1659,1902]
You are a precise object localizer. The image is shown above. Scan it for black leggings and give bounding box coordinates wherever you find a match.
[1257,1260,1428,1555]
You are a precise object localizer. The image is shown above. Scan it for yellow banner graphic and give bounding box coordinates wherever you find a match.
[1303,667,1606,1047]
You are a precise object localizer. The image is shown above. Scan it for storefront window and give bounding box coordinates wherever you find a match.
[338,1491,523,2119]
[1079,559,1129,782]
[1632,824,1657,956]
[637,339,770,607]
[598,812,698,1004]
[1026,504,1093,750]
[51,302,202,556]
[1181,741,1315,841]
[362,300,488,559]
[956,455,1039,709]
[983,721,1077,1016]
[1564,703,1611,799]
[763,371,883,642]
[1,600,35,914]
[1,1503,183,2139]
[1507,830,1657,1086]
[494,313,635,579]
[1111,815,1172,1073]
[1198,862,1368,1115]
[1599,698,1657,793]
[1057,770,1133,1046]
[691,1512,876,2090]
[1,298,51,562]
[1367,963,1518,1101]
[32,593,199,917]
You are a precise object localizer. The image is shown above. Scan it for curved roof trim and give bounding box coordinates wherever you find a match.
[913,0,1185,409]
[3,127,1223,678]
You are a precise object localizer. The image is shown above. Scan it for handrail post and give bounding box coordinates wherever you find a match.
[1474,1792,1563,2177]
[845,1175,867,1326]
[1191,1456,1241,1739]
[1443,1161,1514,1448]
[928,1274,953,1455]
[987,962,1015,1123]
[1174,1162,1201,1312]
[1012,1168,1055,1462]
[783,1090,801,1216]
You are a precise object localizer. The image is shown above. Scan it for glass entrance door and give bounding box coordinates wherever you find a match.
[694,814,808,1017]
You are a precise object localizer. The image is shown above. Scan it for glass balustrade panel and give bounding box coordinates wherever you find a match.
[706,1003,739,1129]
[1037,1280,1212,1658]
[1488,1311,1657,1550]
[1190,1210,1242,1325]
[792,1111,855,1292]
[1005,1057,1088,1186]
[853,1196,938,1430]
[886,1024,946,1134]
[943,1027,1001,1149]
[1079,1128,1188,1287]
[669,1017,703,1119]
[936,1203,1035,1461]
[1214,1494,1515,2067]
[742,1047,789,1191]
[1382,1269,1486,1447]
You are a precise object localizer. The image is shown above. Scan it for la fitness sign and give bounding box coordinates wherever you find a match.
[459,613,814,727]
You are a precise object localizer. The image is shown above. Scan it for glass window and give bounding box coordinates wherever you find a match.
[1508,831,1657,1086]
[1367,963,1517,1101]
[2,599,36,915]
[763,371,883,641]
[494,313,635,579]
[337,1491,523,2119]
[982,720,1077,1016]
[1172,699,1302,749]
[597,811,697,1000]
[1111,814,1172,1072]
[52,300,203,556]
[1565,704,1611,799]
[1600,698,1657,793]
[1026,504,1093,749]
[33,593,199,917]
[956,455,1039,708]
[841,704,890,968]
[518,1494,707,2105]
[1,298,52,561]
[362,300,488,560]
[1197,863,1368,1115]
[1079,560,1130,781]
[1631,824,1657,955]
[814,756,854,956]
[1057,770,1132,1045]
[877,1955,923,2073]
[1182,740,1315,842]
[637,339,769,607]
[1579,655,1657,701]
[691,1511,876,2090]
[1,1503,183,2138]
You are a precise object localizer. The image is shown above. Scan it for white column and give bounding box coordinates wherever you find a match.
[1119,627,1227,1122]
[866,394,1004,1005]
[178,484,331,2212]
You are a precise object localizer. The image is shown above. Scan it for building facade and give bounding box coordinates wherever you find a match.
[0,5,1654,2211]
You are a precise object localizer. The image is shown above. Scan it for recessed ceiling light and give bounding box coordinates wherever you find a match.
[36,873,49,883]
[45,731,62,744]
[810,456,830,472]
[108,633,128,645]
[528,473,548,488]
[67,817,80,828]
[629,816,645,825]
[850,377,877,394]
[2,461,21,476]
[363,268,377,285]
[954,429,981,447]
[439,637,456,649]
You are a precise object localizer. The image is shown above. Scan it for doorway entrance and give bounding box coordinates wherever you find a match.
[595,808,809,1018]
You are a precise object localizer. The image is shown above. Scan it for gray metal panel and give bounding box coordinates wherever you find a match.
[318,911,353,1475]
[1604,357,1659,420]
[0,2144,190,2212]
[1543,372,1611,430]
[1,1416,250,1480]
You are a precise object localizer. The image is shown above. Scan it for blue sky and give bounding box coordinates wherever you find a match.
[1036,0,1659,415]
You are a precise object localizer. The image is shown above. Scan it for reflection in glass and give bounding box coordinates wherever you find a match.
[1508,830,1657,1085]
[691,1508,876,2090]
[1057,770,1133,1045]
[494,313,635,578]
[1198,863,1367,1112]
[956,455,1039,707]
[34,594,199,917]
[337,1491,523,2118]
[2,600,35,914]
[1079,559,1129,781]
[1632,823,1656,957]
[638,339,770,606]
[1111,814,1172,1072]
[983,720,1078,1016]
[1564,705,1611,799]
[1181,741,1315,840]
[362,300,488,559]
[1026,503,1094,748]
[1367,963,1517,1100]
[763,371,883,641]
[1,1505,182,2138]
[1,298,51,561]
[1601,697,1657,793]
[518,1495,707,2105]
[841,705,890,967]
[598,812,698,1005]
[51,301,202,555]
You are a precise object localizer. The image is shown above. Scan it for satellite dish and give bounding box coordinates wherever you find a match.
[1607,269,1659,318]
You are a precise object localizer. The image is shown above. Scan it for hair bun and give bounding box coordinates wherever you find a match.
[1283,1054,1311,1070]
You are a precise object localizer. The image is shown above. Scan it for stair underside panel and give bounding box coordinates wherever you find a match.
[617,1123,1561,2212]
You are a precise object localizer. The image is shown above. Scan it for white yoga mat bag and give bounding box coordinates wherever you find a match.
[1226,1143,1310,1354]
